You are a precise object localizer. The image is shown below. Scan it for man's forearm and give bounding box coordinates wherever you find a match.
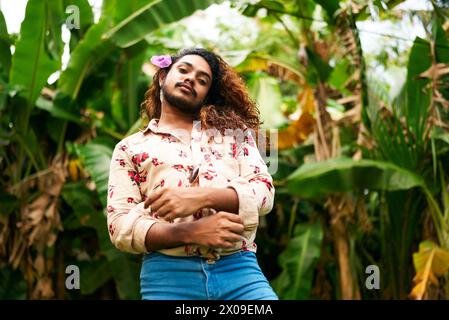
[144,188,240,251]
[200,187,239,214]
[144,222,191,252]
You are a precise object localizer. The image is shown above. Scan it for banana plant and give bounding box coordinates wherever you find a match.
[0,0,224,299]
[284,13,449,299]
[271,222,323,299]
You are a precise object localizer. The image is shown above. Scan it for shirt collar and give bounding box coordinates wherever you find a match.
[140,118,202,144]
[140,118,161,135]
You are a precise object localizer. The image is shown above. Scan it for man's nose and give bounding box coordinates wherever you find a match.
[183,76,194,86]
[181,78,195,93]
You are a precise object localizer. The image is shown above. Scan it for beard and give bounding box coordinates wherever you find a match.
[161,84,204,115]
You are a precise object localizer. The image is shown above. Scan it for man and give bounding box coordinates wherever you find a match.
[107,48,278,300]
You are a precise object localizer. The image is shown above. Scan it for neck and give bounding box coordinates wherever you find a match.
[158,102,198,132]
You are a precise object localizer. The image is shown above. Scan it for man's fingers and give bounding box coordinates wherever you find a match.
[227,221,244,235]
[150,197,169,214]
[223,232,243,243]
[218,211,243,225]
[220,241,234,249]
[154,204,171,218]
[144,188,165,208]
[145,188,164,207]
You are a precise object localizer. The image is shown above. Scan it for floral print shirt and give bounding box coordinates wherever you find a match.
[106,118,274,260]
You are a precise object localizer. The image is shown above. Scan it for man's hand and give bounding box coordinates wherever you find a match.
[144,187,209,221]
[144,211,244,252]
[187,211,244,249]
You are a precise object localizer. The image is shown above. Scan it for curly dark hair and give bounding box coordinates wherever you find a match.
[140,48,261,133]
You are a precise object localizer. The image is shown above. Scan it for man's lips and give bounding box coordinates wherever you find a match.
[177,84,194,95]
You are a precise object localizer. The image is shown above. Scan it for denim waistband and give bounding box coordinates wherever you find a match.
[143,249,255,262]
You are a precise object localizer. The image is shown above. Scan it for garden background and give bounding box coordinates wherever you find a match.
[1,0,449,300]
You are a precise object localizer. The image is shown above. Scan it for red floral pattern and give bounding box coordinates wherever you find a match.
[202,169,217,180]
[249,176,273,191]
[151,157,164,166]
[210,149,223,160]
[107,118,274,256]
[160,133,177,143]
[128,169,147,186]
[172,164,187,172]
[153,179,165,190]
[131,152,149,167]
[115,158,126,167]
[119,144,127,152]
[229,143,237,158]
[251,165,260,174]
[108,185,115,199]
[261,196,267,208]
[241,239,250,251]
[244,134,256,147]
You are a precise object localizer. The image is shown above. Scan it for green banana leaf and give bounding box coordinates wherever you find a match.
[61,181,140,299]
[247,72,286,129]
[0,10,11,73]
[0,191,18,217]
[36,96,84,125]
[61,182,113,295]
[60,0,221,99]
[405,37,431,143]
[9,0,59,105]
[241,0,286,17]
[47,0,65,61]
[106,252,141,300]
[58,19,112,99]
[312,0,340,21]
[79,259,112,296]
[103,0,223,48]
[117,52,147,128]
[12,127,47,171]
[63,0,94,30]
[75,141,113,208]
[432,17,449,100]
[306,46,332,83]
[287,157,425,198]
[271,222,323,299]
[0,266,27,299]
[110,0,157,23]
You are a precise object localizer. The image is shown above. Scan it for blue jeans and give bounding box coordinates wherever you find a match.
[140,250,278,300]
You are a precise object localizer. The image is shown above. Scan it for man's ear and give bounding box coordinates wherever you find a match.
[159,70,166,87]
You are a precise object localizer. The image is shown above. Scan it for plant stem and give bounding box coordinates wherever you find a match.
[287,198,299,239]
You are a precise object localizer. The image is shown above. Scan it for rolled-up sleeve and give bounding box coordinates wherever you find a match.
[226,132,275,229]
[106,141,158,254]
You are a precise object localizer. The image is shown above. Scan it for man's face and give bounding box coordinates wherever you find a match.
[159,54,213,114]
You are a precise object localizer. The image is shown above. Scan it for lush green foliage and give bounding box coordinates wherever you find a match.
[1,0,449,300]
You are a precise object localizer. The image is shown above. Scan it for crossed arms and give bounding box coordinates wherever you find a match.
[107,133,274,254]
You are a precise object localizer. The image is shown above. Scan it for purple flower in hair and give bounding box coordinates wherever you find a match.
[150,55,172,68]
